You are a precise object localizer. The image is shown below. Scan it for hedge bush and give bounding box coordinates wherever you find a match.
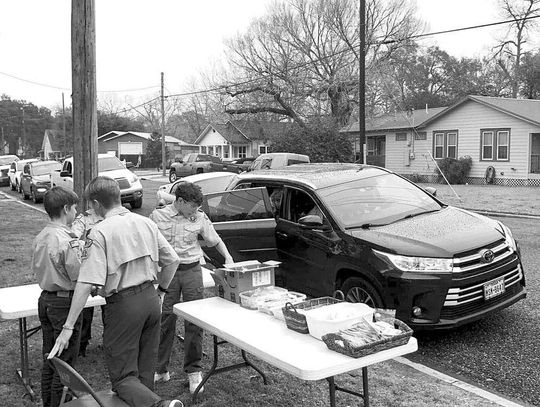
[435,156,473,184]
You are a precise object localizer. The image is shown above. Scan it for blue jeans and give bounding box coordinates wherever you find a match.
[157,263,204,374]
[38,291,82,407]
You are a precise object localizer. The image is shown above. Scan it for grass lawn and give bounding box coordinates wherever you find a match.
[0,197,500,407]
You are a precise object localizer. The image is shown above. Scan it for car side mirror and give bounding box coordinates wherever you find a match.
[60,170,72,178]
[424,187,437,197]
[298,215,331,231]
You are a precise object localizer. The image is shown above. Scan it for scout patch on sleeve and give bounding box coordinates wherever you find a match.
[81,238,94,260]
[69,240,80,249]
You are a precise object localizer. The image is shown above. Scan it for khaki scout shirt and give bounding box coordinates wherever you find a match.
[32,222,83,291]
[77,206,179,297]
[71,209,103,240]
[149,204,221,264]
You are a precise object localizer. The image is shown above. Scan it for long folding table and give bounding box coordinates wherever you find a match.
[174,297,418,406]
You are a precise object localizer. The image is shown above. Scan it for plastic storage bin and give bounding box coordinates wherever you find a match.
[303,302,374,340]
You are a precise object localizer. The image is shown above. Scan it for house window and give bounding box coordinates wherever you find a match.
[395,132,407,141]
[259,145,268,155]
[480,129,510,161]
[433,130,458,159]
[238,146,247,158]
[414,131,427,140]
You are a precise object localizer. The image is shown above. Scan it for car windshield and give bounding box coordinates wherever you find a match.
[250,158,272,170]
[318,173,442,229]
[32,162,61,176]
[0,156,17,165]
[197,174,237,194]
[99,156,125,171]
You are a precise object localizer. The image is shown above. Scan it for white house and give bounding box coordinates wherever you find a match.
[341,96,540,186]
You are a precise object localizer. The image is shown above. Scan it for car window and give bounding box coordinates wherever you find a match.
[285,188,324,224]
[99,156,125,171]
[318,173,442,229]
[287,158,308,165]
[234,182,283,216]
[210,156,221,164]
[10,162,16,171]
[23,164,31,174]
[204,188,272,223]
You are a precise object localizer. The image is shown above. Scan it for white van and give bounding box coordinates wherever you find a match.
[248,153,310,171]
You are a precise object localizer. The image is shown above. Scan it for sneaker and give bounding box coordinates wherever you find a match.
[154,371,171,383]
[188,371,204,394]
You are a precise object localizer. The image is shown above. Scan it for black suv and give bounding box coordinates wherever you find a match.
[201,163,526,330]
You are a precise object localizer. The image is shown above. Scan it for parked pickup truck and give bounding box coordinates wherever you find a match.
[51,154,144,209]
[169,153,224,182]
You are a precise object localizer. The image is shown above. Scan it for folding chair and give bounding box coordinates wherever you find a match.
[47,356,129,407]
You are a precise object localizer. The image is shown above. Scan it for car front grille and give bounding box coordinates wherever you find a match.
[452,239,515,276]
[440,264,524,319]
[114,177,131,190]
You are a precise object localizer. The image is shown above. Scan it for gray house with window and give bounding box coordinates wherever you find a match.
[341,95,540,186]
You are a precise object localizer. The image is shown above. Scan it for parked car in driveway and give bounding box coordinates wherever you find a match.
[21,160,61,203]
[8,158,39,192]
[201,163,526,330]
[168,153,224,182]
[223,157,255,174]
[0,154,19,187]
[157,172,238,206]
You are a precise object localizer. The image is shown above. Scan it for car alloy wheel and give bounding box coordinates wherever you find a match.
[341,276,383,308]
[169,171,177,183]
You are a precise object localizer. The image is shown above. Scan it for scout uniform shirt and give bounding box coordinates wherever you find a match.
[149,203,221,264]
[71,209,103,240]
[77,206,179,297]
[32,223,84,291]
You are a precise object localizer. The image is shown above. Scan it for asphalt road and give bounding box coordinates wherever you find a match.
[2,179,539,405]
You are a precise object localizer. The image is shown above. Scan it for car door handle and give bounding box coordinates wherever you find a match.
[276,231,288,239]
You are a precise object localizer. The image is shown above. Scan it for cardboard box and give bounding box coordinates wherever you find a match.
[210,260,280,304]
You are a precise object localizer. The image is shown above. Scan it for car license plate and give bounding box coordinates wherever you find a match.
[483,277,505,300]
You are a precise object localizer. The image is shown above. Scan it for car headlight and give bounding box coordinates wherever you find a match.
[374,249,453,273]
[498,222,517,253]
[129,173,139,183]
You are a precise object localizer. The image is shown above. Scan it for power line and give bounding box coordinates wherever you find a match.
[0,71,159,93]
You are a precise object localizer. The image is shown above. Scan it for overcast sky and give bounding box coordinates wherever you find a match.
[0,0,518,111]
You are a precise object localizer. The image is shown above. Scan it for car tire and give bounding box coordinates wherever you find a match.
[130,197,143,209]
[169,171,177,183]
[340,276,384,308]
[32,189,41,204]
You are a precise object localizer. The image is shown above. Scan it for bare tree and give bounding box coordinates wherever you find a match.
[220,0,422,127]
[492,0,540,98]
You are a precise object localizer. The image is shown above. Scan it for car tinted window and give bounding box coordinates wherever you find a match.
[210,156,221,164]
[286,188,324,223]
[318,173,441,229]
[287,158,308,165]
[204,188,272,222]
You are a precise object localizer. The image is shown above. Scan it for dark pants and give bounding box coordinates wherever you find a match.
[103,282,163,407]
[157,263,204,374]
[38,291,82,407]
[79,307,94,354]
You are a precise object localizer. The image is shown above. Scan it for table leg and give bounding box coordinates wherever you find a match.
[326,367,369,406]
[16,317,41,401]
[191,335,268,403]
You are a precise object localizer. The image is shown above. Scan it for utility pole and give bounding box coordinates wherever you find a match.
[21,106,26,158]
[1,126,4,154]
[62,92,67,156]
[72,0,97,208]
[358,0,366,164]
[161,72,166,176]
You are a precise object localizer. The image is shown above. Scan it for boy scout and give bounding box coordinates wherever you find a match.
[32,186,82,407]
[49,177,183,407]
[150,182,234,394]
[71,208,103,357]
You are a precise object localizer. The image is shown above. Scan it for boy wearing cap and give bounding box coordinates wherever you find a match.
[32,186,83,407]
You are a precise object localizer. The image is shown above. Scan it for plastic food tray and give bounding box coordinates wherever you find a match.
[239,286,288,310]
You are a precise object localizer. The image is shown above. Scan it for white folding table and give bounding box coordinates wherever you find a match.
[0,268,216,401]
[174,297,418,406]
[0,283,106,401]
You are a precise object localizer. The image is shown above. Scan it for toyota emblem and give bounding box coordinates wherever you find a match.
[480,249,495,263]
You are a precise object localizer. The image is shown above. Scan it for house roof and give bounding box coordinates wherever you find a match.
[42,129,63,151]
[98,131,197,146]
[340,107,447,133]
[420,95,540,128]
[195,120,292,144]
